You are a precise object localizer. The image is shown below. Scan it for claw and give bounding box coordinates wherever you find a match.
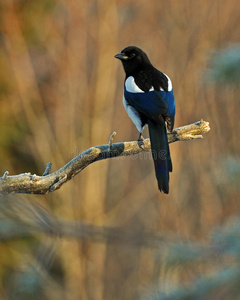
[137,133,144,148]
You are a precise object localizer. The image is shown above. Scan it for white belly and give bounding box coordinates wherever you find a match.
[123,95,143,133]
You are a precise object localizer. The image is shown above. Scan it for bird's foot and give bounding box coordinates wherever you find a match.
[137,133,144,148]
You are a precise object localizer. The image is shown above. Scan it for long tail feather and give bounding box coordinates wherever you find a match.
[148,119,172,193]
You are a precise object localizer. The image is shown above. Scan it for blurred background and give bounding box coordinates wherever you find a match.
[0,0,240,299]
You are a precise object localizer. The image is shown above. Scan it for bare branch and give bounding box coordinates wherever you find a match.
[0,120,210,195]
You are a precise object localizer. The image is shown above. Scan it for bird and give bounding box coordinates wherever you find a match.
[115,46,175,194]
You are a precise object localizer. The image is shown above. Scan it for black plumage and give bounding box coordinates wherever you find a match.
[115,46,175,193]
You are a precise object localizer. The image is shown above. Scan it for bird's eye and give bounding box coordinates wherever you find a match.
[130,53,136,58]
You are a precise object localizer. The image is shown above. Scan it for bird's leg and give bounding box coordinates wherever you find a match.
[138,132,144,142]
[137,132,144,148]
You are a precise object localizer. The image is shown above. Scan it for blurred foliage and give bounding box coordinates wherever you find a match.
[207,44,240,84]
[0,0,240,299]
[145,217,240,300]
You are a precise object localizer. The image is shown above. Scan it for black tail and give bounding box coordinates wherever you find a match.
[148,119,172,194]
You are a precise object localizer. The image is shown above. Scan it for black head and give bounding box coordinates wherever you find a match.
[115,46,152,76]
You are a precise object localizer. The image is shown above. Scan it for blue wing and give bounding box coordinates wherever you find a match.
[124,88,175,130]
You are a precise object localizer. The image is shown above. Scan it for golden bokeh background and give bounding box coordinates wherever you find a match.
[0,0,240,299]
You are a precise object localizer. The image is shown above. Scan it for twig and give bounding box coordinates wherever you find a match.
[0,120,210,195]
[42,162,52,176]
[0,171,9,180]
[109,131,117,149]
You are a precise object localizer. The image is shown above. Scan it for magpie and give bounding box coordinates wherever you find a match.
[115,46,175,194]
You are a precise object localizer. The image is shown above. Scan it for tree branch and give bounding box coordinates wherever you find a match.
[0,120,210,195]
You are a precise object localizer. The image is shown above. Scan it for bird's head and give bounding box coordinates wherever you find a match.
[115,46,151,76]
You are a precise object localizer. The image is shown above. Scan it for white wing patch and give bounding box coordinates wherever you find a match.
[123,95,143,133]
[164,73,173,91]
[125,75,172,93]
[125,76,154,93]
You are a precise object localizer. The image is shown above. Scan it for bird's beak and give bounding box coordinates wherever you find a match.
[114,53,128,60]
